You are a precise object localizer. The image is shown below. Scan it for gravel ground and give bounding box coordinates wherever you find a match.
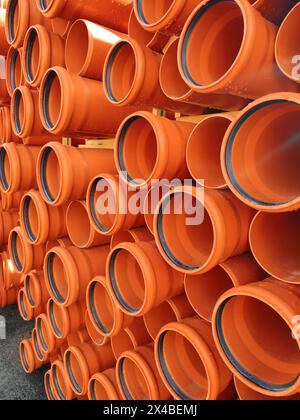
[0,305,48,400]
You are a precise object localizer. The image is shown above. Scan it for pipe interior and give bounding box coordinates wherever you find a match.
[120,357,150,399]
[137,0,176,25]
[67,201,92,247]
[65,20,89,74]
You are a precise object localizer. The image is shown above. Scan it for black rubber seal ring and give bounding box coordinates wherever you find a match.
[89,282,110,335]
[25,28,37,83]
[0,148,9,192]
[11,230,23,272]
[23,196,37,243]
[47,252,66,305]
[66,351,82,395]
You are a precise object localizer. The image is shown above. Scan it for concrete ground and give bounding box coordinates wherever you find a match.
[0,305,47,400]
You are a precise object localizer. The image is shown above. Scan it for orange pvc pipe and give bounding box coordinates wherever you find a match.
[0,143,40,193]
[87,174,145,237]
[1,190,23,211]
[64,341,115,396]
[185,253,267,322]
[221,92,300,212]
[84,310,110,347]
[144,293,195,340]
[6,46,26,96]
[0,7,9,55]
[47,299,86,340]
[36,314,66,357]
[0,285,18,308]
[39,66,139,137]
[18,288,43,321]
[160,38,248,111]
[155,317,232,400]
[0,209,19,246]
[66,200,110,249]
[9,227,46,274]
[116,344,170,400]
[51,360,75,401]
[234,377,300,400]
[86,276,134,339]
[115,111,194,189]
[110,226,153,249]
[67,329,90,348]
[5,0,51,47]
[133,0,200,36]
[37,142,116,206]
[20,190,68,245]
[23,270,49,309]
[50,17,70,38]
[0,58,10,105]
[107,241,184,316]
[212,278,300,397]
[253,0,299,25]
[44,370,57,400]
[36,0,133,33]
[65,19,123,80]
[250,211,300,284]
[46,237,73,253]
[103,38,205,114]
[186,113,236,189]
[0,106,21,143]
[22,24,65,88]
[153,187,254,275]
[111,317,152,359]
[1,249,21,289]
[143,180,172,235]
[19,338,45,374]
[88,369,122,401]
[44,245,110,306]
[275,2,300,84]
[177,0,299,99]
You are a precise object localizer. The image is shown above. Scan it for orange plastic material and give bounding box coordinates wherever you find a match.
[234,377,300,401]
[51,359,75,401]
[19,338,45,374]
[144,293,195,340]
[155,317,232,400]
[6,46,25,96]
[87,174,145,237]
[20,190,68,245]
[39,66,138,137]
[212,278,300,397]
[107,241,184,316]
[0,106,21,143]
[65,20,123,80]
[46,236,73,252]
[88,369,122,401]
[64,341,115,396]
[67,328,90,348]
[11,86,61,144]
[36,0,133,33]
[185,253,267,322]
[143,181,173,235]
[128,10,169,53]
[253,0,299,25]
[221,92,300,212]
[160,38,248,111]
[154,186,254,275]
[37,142,116,206]
[177,0,300,99]
[250,211,300,284]
[0,285,17,308]
[0,58,10,105]
[103,38,205,114]
[116,344,170,400]
[111,317,152,359]
[85,310,110,347]
[31,327,48,363]
[47,299,86,339]
[22,24,65,88]
[111,227,153,249]
[6,0,51,47]
[1,190,23,211]
[18,288,43,321]
[66,201,110,249]
[23,270,49,308]
[133,0,200,36]
[0,7,9,55]
[9,226,46,274]
[44,245,110,306]
[186,113,236,189]
[44,370,57,400]
[1,250,21,289]
[86,276,134,339]
[0,143,40,193]
[36,314,65,357]
[115,111,194,188]
[0,209,18,246]
[51,17,70,38]
[275,2,300,83]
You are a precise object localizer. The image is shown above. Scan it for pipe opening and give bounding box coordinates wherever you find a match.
[19,290,28,319]
[181,0,245,87]
[88,280,115,335]
[40,146,62,203]
[45,372,55,400]
[33,329,44,361]
[21,342,30,372]
[11,230,24,272]
[52,365,66,400]
[37,317,49,353]
[8,0,19,43]
[89,377,110,401]
[13,89,25,135]
[67,201,92,248]
[158,330,209,400]
[42,70,62,129]
[25,28,40,83]
[225,100,300,206]
[109,248,145,314]
[47,252,68,304]
[118,116,158,185]
[89,177,117,233]
[39,0,53,12]
[118,357,150,400]
[216,296,300,391]
[105,41,136,103]
[66,351,84,394]
[48,299,63,338]
[23,196,39,243]
[157,192,212,271]
[25,274,35,307]
[65,20,90,75]
[9,48,22,92]
[136,0,176,25]
[0,148,10,192]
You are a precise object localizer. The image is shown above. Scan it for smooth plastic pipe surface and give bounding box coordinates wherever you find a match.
[47,299,86,340]
[221,92,300,212]
[23,270,49,309]
[253,0,299,25]
[0,105,21,143]
[88,369,121,401]
[234,377,300,401]
[18,288,43,321]
[0,7,9,55]
[110,226,153,249]
[0,209,19,246]
[177,0,300,99]
[212,278,300,397]
[19,338,44,374]
[1,190,23,211]
[84,310,110,347]
[51,360,75,401]
[37,142,116,206]
[154,186,254,275]
[250,211,300,284]
[1,250,21,290]
[6,46,25,96]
